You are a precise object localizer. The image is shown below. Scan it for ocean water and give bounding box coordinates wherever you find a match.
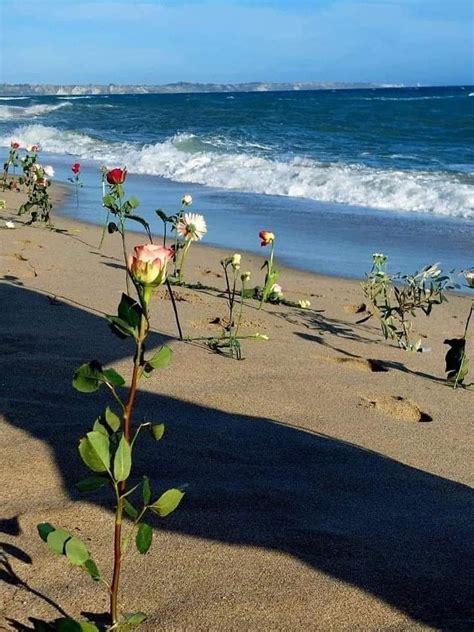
[0,86,473,278]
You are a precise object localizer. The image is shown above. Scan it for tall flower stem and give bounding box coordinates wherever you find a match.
[454,299,473,389]
[178,240,191,284]
[110,312,147,624]
[259,241,275,310]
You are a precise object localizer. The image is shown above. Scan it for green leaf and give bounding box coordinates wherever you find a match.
[114,435,132,482]
[76,476,108,493]
[142,476,152,505]
[155,209,169,222]
[72,362,103,393]
[127,196,140,209]
[127,214,152,241]
[47,528,71,555]
[136,523,153,554]
[54,619,83,632]
[102,194,116,209]
[104,406,121,432]
[78,622,100,632]
[102,368,125,387]
[37,522,55,542]
[83,558,101,581]
[108,315,136,339]
[150,423,165,441]
[79,431,110,473]
[124,612,147,627]
[92,419,108,436]
[145,346,173,375]
[123,498,139,519]
[65,537,89,566]
[118,293,141,330]
[150,488,184,518]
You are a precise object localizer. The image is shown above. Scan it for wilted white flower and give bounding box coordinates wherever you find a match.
[231,253,241,270]
[43,165,55,177]
[253,333,269,341]
[271,283,282,296]
[241,271,251,282]
[465,270,474,289]
[0,199,6,210]
[298,299,311,309]
[5,220,15,229]
[181,194,193,206]
[177,212,207,241]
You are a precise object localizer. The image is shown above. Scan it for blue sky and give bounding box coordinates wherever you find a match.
[0,0,472,85]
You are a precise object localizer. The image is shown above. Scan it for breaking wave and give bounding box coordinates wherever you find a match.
[0,102,72,120]
[2,124,473,219]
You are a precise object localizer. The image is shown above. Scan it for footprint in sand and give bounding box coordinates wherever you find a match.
[362,395,432,423]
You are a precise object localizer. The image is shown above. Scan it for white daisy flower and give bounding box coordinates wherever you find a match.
[177,212,207,241]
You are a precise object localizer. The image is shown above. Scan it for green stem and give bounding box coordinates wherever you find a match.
[109,312,147,625]
[453,301,473,389]
[235,280,245,339]
[178,240,192,284]
[259,242,275,310]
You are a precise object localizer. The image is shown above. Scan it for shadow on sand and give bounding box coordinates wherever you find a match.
[1,281,473,629]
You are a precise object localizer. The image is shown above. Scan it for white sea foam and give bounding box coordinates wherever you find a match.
[57,96,92,100]
[0,102,72,120]
[0,96,30,101]
[2,124,473,219]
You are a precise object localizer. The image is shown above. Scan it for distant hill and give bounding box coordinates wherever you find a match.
[0,81,404,96]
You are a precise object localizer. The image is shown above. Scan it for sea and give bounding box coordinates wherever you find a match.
[1,86,473,279]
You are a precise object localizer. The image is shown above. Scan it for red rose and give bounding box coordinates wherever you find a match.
[106,168,127,185]
[259,230,275,247]
[10,142,20,150]
[71,162,81,174]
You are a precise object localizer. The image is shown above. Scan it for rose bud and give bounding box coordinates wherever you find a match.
[259,230,275,247]
[182,194,193,206]
[106,168,127,185]
[71,162,81,174]
[128,244,173,287]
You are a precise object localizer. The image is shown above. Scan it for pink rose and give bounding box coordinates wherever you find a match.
[128,244,173,286]
[106,168,127,185]
[10,142,20,150]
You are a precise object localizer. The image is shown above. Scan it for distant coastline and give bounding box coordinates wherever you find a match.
[0,81,409,96]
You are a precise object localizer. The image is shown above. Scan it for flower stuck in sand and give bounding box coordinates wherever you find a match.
[0,199,6,210]
[128,244,173,287]
[71,162,81,175]
[27,145,40,153]
[259,230,275,247]
[271,283,282,296]
[231,253,241,270]
[106,167,127,185]
[181,194,193,206]
[5,220,15,229]
[177,212,207,241]
[10,141,20,150]
[465,270,474,289]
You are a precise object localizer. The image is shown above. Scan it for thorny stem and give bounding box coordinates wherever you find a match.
[110,311,147,625]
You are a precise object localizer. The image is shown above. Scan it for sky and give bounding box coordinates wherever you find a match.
[0,0,472,85]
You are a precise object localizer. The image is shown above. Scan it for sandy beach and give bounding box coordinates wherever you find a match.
[0,185,473,631]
